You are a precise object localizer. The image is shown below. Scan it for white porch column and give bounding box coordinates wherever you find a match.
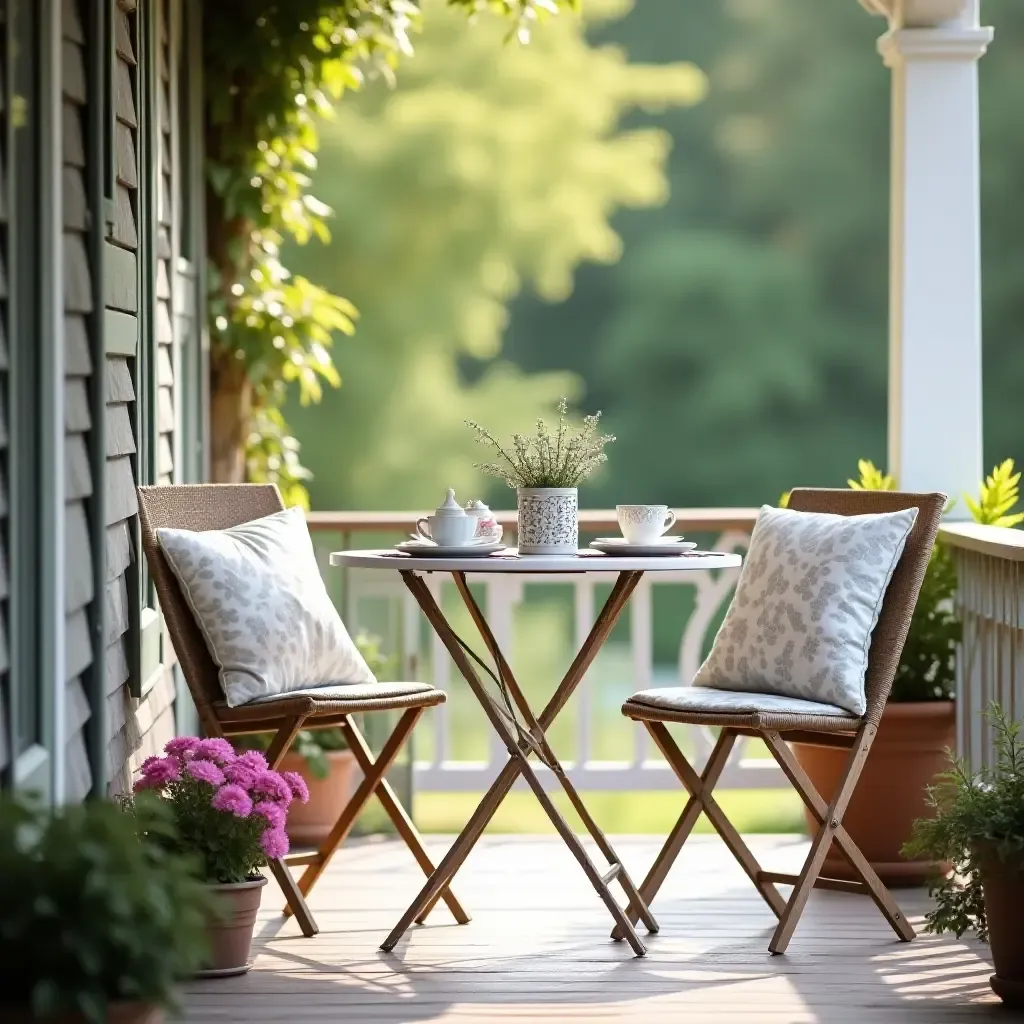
[863,0,992,508]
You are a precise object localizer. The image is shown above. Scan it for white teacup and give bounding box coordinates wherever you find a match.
[415,514,477,547]
[616,505,676,545]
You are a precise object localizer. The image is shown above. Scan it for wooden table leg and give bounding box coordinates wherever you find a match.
[382,569,652,956]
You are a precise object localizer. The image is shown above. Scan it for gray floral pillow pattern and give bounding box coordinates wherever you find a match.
[693,504,918,715]
[157,506,376,707]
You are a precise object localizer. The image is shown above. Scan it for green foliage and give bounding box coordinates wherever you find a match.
[137,778,269,886]
[965,458,1024,528]
[0,796,210,1021]
[234,632,394,778]
[466,397,615,489]
[284,0,706,508]
[893,541,960,702]
[904,705,1024,940]
[245,405,314,510]
[203,0,585,501]
[848,458,896,492]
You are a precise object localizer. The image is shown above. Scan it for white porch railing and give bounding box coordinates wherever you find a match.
[941,523,1024,772]
[308,509,787,792]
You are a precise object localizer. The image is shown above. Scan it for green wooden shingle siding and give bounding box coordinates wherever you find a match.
[0,3,9,775]
[104,0,141,796]
[62,0,93,802]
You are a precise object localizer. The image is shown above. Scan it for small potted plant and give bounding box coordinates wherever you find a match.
[903,704,1024,1007]
[235,632,393,846]
[131,737,309,977]
[787,458,1021,885]
[466,397,615,555]
[0,794,210,1023]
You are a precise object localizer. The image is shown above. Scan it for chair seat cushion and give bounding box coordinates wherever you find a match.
[693,504,918,715]
[157,506,376,707]
[243,681,436,706]
[217,681,444,721]
[625,686,859,729]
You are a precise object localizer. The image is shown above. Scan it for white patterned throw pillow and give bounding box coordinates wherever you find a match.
[693,504,918,715]
[157,506,376,707]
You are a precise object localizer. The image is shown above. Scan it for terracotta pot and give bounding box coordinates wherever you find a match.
[983,857,1024,1007]
[279,749,358,847]
[3,1004,163,1023]
[791,700,955,886]
[196,876,268,978]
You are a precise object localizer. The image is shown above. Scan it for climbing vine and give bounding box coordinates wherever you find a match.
[202,1,578,505]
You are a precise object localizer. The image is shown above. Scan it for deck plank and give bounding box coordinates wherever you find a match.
[179,835,996,1023]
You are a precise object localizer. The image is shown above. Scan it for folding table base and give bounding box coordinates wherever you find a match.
[382,569,658,957]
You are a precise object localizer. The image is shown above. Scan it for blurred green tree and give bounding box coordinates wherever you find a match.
[284,0,707,509]
[508,0,1024,507]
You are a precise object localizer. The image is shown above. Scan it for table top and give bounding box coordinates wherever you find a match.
[329,548,742,573]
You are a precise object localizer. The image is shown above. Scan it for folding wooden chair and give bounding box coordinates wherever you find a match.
[618,488,945,954]
[137,483,469,937]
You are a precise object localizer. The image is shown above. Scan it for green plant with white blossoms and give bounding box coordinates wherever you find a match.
[466,398,615,489]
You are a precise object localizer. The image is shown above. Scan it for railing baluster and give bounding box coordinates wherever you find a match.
[574,578,595,768]
[484,577,523,768]
[427,573,450,766]
[943,526,1024,773]
[630,579,652,770]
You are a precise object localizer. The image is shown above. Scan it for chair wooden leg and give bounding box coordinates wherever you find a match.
[264,716,306,770]
[764,729,915,950]
[283,708,423,916]
[268,858,319,937]
[611,725,737,940]
[647,721,788,920]
[339,714,470,926]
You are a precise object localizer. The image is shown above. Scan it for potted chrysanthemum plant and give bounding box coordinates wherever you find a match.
[131,737,309,977]
[466,397,615,555]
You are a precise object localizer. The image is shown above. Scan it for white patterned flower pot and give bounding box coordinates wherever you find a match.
[516,487,578,555]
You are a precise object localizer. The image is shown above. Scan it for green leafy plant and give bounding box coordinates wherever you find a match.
[203,1,579,502]
[848,458,896,492]
[234,631,395,778]
[903,704,1024,940]
[466,396,615,489]
[965,458,1024,528]
[0,795,211,1022]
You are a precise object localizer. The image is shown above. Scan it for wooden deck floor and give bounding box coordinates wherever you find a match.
[180,834,1002,1023]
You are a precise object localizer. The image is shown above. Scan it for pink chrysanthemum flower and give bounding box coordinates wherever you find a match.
[211,783,254,818]
[260,827,290,860]
[185,758,226,787]
[139,755,181,786]
[253,800,286,830]
[237,750,269,773]
[223,762,261,790]
[164,736,201,760]
[281,770,310,805]
[194,737,236,764]
[252,770,293,806]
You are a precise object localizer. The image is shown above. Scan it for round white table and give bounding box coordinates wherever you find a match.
[329,546,742,956]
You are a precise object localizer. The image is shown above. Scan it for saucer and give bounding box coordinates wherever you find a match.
[395,540,506,558]
[590,537,697,557]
